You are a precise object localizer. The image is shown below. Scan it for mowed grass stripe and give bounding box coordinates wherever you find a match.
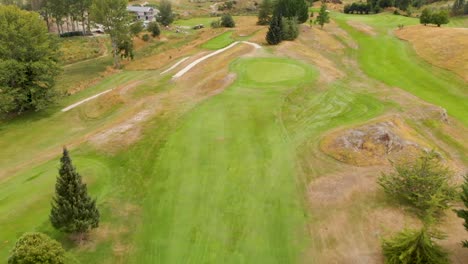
[134,58,316,263]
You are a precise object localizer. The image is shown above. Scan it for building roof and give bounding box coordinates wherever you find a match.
[127,6,154,13]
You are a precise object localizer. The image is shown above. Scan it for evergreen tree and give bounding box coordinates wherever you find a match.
[455,175,468,247]
[316,3,330,29]
[281,17,299,40]
[50,148,99,239]
[257,0,273,25]
[158,0,174,26]
[276,0,309,24]
[266,12,282,45]
[382,228,449,264]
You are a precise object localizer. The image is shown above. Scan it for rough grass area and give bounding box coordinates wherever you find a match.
[334,13,468,126]
[395,25,468,81]
[59,36,108,64]
[201,31,235,49]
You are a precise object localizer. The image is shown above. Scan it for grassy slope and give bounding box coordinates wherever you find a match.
[201,31,235,49]
[333,13,468,125]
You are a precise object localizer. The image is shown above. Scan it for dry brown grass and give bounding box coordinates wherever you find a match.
[395,25,468,82]
[320,116,430,166]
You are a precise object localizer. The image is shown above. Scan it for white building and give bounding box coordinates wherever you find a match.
[127,6,159,22]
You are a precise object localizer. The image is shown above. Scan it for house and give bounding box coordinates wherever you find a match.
[127,6,159,22]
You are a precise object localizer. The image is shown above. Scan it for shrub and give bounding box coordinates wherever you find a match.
[378,151,456,220]
[147,21,160,37]
[130,21,143,36]
[281,17,299,40]
[382,228,449,264]
[8,232,66,264]
[211,19,221,28]
[455,175,468,248]
[59,31,92,38]
[344,2,372,14]
[420,8,432,25]
[220,13,235,28]
[432,10,449,27]
[142,33,150,42]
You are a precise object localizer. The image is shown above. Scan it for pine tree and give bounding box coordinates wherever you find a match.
[50,148,99,240]
[266,12,282,45]
[455,175,468,247]
[257,0,273,25]
[316,3,330,29]
[382,228,449,264]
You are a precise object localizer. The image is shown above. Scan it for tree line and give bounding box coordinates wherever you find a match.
[259,0,329,45]
[0,0,175,115]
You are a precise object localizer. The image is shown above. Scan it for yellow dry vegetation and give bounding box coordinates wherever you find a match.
[395,25,468,82]
[320,116,429,166]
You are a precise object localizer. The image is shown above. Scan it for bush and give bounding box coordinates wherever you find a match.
[211,19,221,28]
[281,17,299,40]
[142,33,150,42]
[220,13,235,28]
[382,228,449,264]
[147,22,160,37]
[8,232,66,264]
[378,151,456,219]
[130,21,143,36]
[432,10,449,27]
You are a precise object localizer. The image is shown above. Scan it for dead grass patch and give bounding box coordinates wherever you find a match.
[321,116,430,166]
[395,25,468,82]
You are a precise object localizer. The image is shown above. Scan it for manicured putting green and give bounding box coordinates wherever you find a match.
[232,57,314,86]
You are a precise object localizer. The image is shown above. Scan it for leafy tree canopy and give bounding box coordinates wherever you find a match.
[0,5,60,114]
[8,232,66,264]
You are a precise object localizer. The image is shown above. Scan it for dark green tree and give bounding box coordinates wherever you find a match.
[275,0,309,23]
[220,13,235,27]
[281,17,299,40]
[432,10,449,27]
[257,0,273,25]
[91,0,133,68]
[266,12,282,45]
[158,0,174,26]
[8,232,66,264]
[382,228,449,264]
[420,8,432,25]
[0,5,60,115]
[455,175,468,247]
[378,151,456,220]
[50,148,99,240]
[147,21,161,37]
[130,21,143,36]
[315,3,330,29]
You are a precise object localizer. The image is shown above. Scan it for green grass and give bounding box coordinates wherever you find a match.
[59,36,108,65]
[333,13,468,125]
[201,31,235,50]
[174,17,215,27]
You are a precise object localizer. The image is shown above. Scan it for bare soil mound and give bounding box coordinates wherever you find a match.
[395,25,468,82]
[321,117,428,166]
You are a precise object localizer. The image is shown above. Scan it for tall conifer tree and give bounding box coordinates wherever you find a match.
[50,148,99,239]
[266,12,282,45]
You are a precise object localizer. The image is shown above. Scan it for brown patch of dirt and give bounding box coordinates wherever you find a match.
[439,210,468,263]
[347,21,377,36]
[395,25,468,82]
[321,116,429,166]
